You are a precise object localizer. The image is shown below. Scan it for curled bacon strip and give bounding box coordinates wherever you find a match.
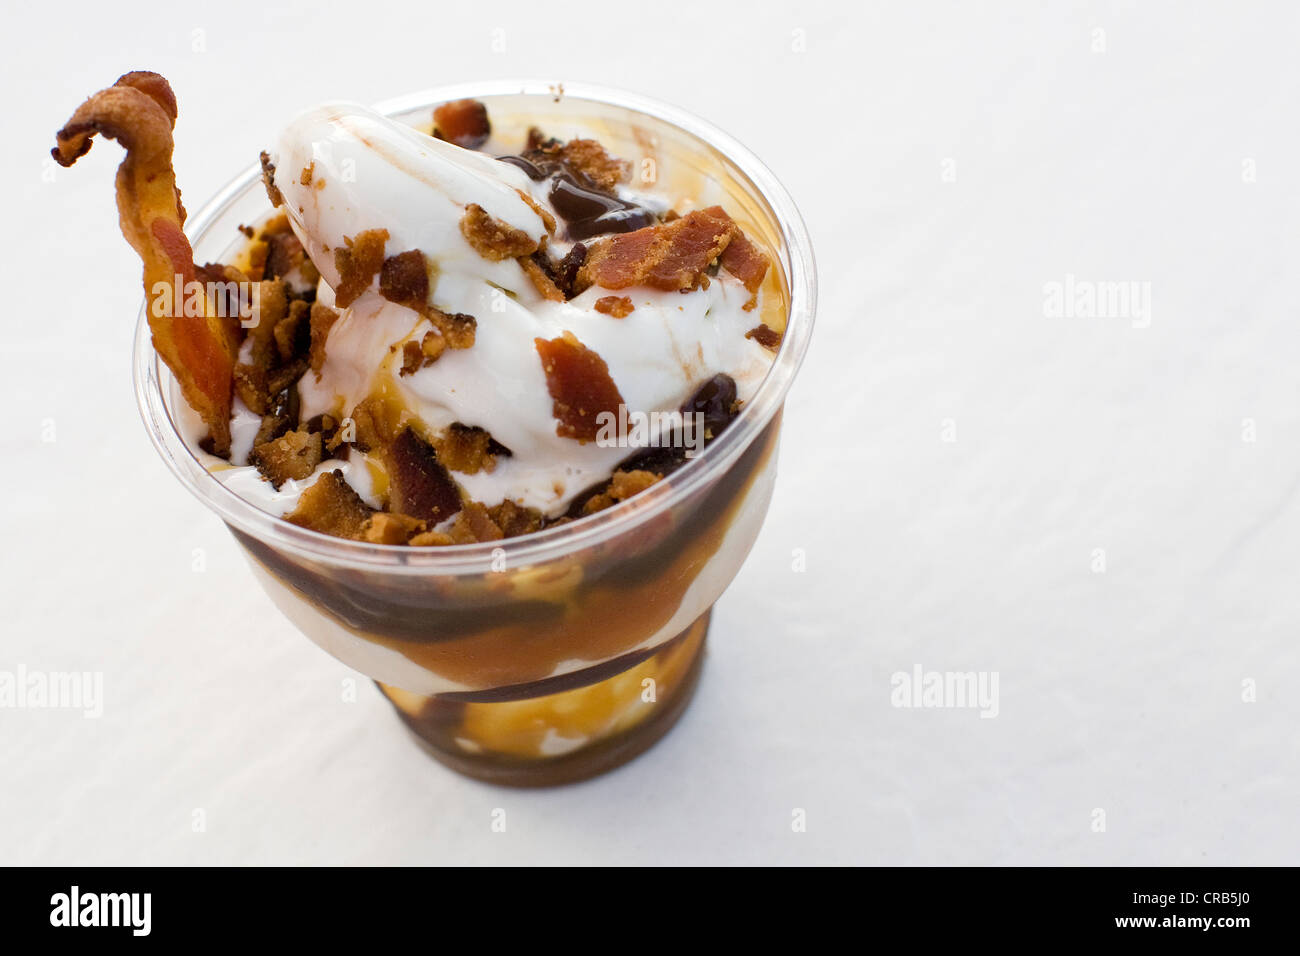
[53,72,235,455]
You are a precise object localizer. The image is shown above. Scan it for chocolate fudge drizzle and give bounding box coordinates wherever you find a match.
[496,154,657,241]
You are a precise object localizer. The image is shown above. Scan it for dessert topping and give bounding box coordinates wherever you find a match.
[581,469,661,515]
[433,99,492,150]
[535,332,626,442]
[333,229,389,308]
[577,207,735,293]
[745,324,783,351]
[719,228,770,295]
[285,469,373,539]
[594,295,634,318]
[460,203,540,260]
[53,71,238,456]
[308,302,340,374]
[250,428,322,488]
[378,249,428,310]
[387,427,463,524]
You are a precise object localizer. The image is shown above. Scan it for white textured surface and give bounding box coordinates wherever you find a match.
[3,0,1298,865]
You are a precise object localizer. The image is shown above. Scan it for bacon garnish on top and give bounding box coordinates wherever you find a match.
[53,72,237,455]
[719,230,770,295]
[577,206,725,293]
[575,206,771,302]
[333,228,389,308]
[433,99,491,150]
[535,332,625,442]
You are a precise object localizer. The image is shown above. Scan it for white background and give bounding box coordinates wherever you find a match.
[3,0,1298,865]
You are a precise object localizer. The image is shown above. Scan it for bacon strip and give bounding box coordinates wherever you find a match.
[576,207,736,294]
[720,228,770,293]
[53,72,235,455]
[535,332,625,442]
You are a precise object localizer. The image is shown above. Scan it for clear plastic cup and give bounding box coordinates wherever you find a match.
[133,81,816,786]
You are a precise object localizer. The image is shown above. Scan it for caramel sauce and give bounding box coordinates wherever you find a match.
[234,412,780,691]
[379,612,711,784]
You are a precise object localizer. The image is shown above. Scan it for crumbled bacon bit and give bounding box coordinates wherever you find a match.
[535,331,625,442]
[594,295,634,318]
[745,324,783,351]
[421,329,447,364]
[557,139,630,191]
[361,511,426,544]
[526,127,560,153]
[387,427,462,524]
[433,99,491,150]
[309,413,339,448]
[516,190,557,234]
[275,299,310,362]
[434,423,500,474]
[524,133,630,192]
[398,329,448,376]
[285,470,373,539]
[408,529,454,547]
[720,227,770,298]
[577,207,735,293]
[260,151,283,207]
[399,340,424,377]
[396,340,422,377]
[447,501,505,543]
[308,302,339,374]
[248,278,288,364]
[333,228,389,307]
[250,428,321,488]
[519,255,565,301]
[233,362,268,415]
[229,277,292,414]
[253,386,299,446]
[197,262,249,323]
[582,469,662,514]
[429,308,476,349]
[266,358,307,397]
[263,224,310,282]
[349,396,404,452]
[459,204,538,261]
[378,249,429,310]
[323,417,348,453]
[245,240,269,280]
[489,500,544,537]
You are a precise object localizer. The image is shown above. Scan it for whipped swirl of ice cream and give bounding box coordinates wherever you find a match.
[190,102,775,519]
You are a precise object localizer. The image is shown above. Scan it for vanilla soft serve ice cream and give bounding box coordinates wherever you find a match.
[181,97,780,531]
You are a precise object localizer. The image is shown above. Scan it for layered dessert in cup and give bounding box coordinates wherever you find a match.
[54,74,815,786]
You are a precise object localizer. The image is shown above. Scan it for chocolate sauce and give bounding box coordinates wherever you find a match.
[548,172,656,240]
[496,155,547,181]
[496,156,656,241]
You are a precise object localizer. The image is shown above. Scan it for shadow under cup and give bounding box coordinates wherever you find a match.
[134,82,816,786]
